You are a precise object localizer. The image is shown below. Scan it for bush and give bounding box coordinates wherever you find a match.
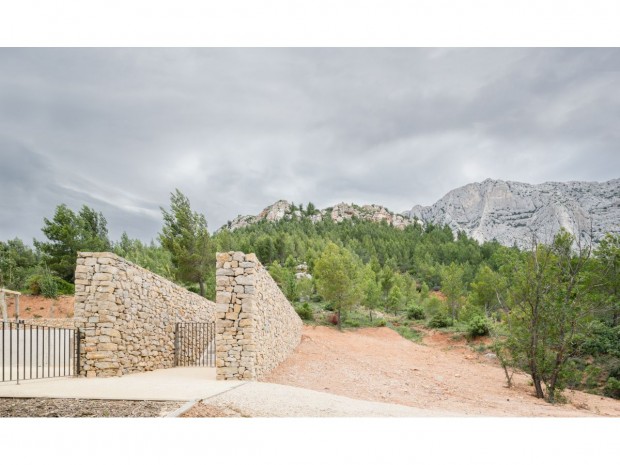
[406,304,425,320]
[578,321,620,357]
[604,377,620,399]
[374,318,387,327]
[425,296,444,314]
[427,313,450,328]
[324,302,334,311]
[26,272,74,298]
[186,284,201,295]
[393,325,422,342]
[467,315,490,337]
[296,302,314,321]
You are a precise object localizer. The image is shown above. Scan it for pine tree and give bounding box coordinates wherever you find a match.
[35,204,111,282]
[159,190,213,297]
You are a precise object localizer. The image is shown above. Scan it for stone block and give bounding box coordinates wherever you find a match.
[99,265,118,273]
[216,268,234,276]
[86,351,113,360]
[235,275,254,286]
[216,292,232,304]
[97,343,118,352]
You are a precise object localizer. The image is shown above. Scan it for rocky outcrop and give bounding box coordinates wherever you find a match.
[226,200,415,231]
[405,178,620,247]
[226,200,298,230]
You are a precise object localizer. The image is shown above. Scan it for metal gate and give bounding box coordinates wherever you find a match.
[174,322,215,367]
[1,321,80,383]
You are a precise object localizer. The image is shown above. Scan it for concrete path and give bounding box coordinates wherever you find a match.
[0,367,459,416]
[0,367,244,401]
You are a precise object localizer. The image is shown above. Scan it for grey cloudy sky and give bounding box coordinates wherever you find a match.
[1,48,619,243]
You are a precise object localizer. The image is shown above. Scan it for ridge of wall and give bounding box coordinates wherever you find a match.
[215,251,303,380]
[74,252,216,377]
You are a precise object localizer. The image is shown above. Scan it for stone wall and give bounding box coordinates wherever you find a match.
[215,252,303,380]
[74,252,216,377]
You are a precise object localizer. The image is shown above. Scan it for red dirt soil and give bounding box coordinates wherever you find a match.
[4,295,75,319]
[264,325,620,417]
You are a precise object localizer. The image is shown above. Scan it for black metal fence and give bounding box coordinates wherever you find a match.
[174,322,215,367]
[1,321,80,383]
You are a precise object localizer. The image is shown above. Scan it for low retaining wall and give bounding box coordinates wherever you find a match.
[74,252,216,377]
[215,252,303,380]
[19,318,75,329]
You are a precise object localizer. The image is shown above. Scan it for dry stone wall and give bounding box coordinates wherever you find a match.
[215,252,303,380]
[74,252,216,377]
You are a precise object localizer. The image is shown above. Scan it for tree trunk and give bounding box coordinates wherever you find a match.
[531,372,545,399]
[502,362,513,388]
[199,281,205,297]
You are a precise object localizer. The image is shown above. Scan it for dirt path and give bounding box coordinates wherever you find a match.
[264,325,620,417]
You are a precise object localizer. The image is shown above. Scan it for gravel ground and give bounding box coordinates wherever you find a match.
[197,382,456,417]
[180,403,246,417]
[0,398,183,417]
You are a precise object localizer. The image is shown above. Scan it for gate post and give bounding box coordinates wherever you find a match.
[174,323,179,367]
[75,328,81,377]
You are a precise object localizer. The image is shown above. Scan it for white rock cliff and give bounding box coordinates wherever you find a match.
[406,178,620,247]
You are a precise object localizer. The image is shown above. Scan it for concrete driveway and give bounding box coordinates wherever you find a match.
[0,367,245,401]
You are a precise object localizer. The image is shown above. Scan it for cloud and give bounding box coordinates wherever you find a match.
[0,48,619,243]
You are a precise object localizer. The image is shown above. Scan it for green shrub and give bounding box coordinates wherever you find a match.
[406,304,425,320]
[393,325,422,342]
[427,313,450,328]
[467,315,490,337]
[323,302,334,311]
[578,321,620,357]
[425,296,444,314]
[26,272,74,298]
[186,284,201,295]
[296,302,314,321]
[375,319,387,327]
[604,377,620,399]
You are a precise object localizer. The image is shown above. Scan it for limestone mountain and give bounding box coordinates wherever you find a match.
[221,178,619,248]
[405,178,620,248]
[224,200,415,231]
